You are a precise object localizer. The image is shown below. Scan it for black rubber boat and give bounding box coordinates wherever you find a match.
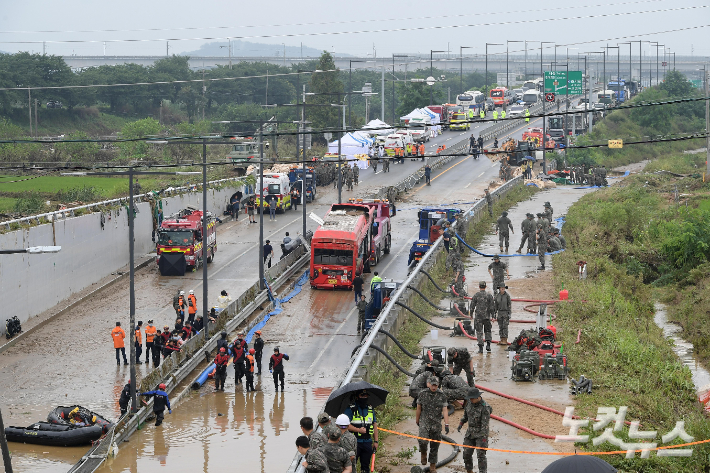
[4,422,105,446]
[4,405,113,447]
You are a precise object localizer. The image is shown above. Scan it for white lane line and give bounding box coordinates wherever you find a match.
[490,163,497,168]
[478,172,484,177]
[464,182,472,189]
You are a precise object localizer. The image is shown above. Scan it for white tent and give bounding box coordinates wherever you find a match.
[422,107,441,124]
[327,132,373,169]
[362,119,393,136]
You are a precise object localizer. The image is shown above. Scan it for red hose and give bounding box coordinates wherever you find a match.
[427,350,433,362]
[458,321,500,344]
[490,414,556,439]
[453,303,470,318]
[509,319,536,324]
[511,299,558,303]
[576,329,581,344]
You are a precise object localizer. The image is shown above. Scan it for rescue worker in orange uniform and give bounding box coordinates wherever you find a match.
[187,290,197,324]
[246,348,256,392]
[214,347,230,391]
[177,291,186,318]
[112,321,128,366]
[135,320,143,364]
[144,320,157,364]
[419,144,426,160]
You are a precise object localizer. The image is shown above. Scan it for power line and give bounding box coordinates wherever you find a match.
[0,0,665,36]
[0,6,703,45]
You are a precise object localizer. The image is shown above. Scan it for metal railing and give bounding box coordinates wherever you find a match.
[2,175,250,230]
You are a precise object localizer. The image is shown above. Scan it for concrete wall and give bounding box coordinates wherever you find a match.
[0,183,247,332]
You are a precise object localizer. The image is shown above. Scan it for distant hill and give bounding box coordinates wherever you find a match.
[181,40,349,58]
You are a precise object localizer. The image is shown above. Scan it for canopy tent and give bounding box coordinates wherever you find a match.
[362,119,393,136]
[422,107,441,124]
[327,132,373,169]
[400,108,440,125]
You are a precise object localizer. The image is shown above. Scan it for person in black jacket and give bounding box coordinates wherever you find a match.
[152,330,164,367]
[217,331,230,353]
[253,330,264,375]
[119,381,132,416]
[269,346,290,391]
[140,383,172,426]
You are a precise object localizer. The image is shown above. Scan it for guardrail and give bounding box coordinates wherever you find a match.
[2,175,251,230]
[288,174,524,473]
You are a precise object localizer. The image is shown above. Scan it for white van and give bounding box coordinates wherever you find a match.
[522,90,541,106]
[256,172,292,212]
[384,134,404,157]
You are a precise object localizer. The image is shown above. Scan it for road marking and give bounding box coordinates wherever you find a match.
[464,182,472,189]
[478,172,484,177]
[414,155,471,192]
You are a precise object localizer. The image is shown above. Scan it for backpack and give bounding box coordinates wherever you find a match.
[5,316,21,339]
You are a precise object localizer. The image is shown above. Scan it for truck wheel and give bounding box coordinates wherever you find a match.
[383,234,391,254]
[373,248,381,266]
[207,250,214,263]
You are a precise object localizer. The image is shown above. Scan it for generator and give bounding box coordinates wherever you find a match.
[452,317,473,337]
[363,279,402,333]
[413,346,448,376]
[538,353,568,380]
[511,350,540,382]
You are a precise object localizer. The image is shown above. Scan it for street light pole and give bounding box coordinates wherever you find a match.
[460,46,472,94]
[430,50,445,105]
[128,167,137,413]
[507,41,523,89]
[349,60,365,128]
[392,54,408,125]
[202,139,208,341]
[485,43,502,97]
[258,126,264,290]
[540,42,554,79]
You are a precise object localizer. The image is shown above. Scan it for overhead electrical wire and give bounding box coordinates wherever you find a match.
[0,5,703,45]
[0,0,666,36]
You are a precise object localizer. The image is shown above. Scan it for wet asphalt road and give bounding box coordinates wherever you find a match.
[1,111,555,472]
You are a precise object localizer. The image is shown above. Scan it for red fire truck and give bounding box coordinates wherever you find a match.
[156,207,217,276]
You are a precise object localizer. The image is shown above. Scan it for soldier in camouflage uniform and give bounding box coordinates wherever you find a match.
[553,228,566,249]
[457,388,492,473]
[321,430,352,473]
[544,202,554,221]
[345,167,354,191]
[469,281,494,353]
[439,369,471,405]
[416,377,450,473]
[493,284,512,345]
[484,189,493,217]
[301,417,328,451]
[296,435,330,473]
[487,255,509,290]
[447,347,475,387]
[335,414,357,472]
[536,223,548,271]
[547,232,562,252]
[353,164,359,185]
[495,211,514,253]
[409,360,440,407]
[318,412,340,441]
[516,213,535,254]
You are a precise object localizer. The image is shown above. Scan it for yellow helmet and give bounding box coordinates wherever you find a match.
[70,407,79,415]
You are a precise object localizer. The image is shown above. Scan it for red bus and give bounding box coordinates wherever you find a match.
[489,87,512,107]
[310,203,374,289]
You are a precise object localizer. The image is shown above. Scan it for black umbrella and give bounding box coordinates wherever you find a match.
[541,455,616,473]
[324,381,389,417]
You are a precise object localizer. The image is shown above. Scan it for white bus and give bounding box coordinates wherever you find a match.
[455,91,485,115]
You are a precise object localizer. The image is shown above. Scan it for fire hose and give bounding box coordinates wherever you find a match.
[457,321,500,344]
[450,285,472,300]
[407,285,449,311]
[411,435,460,473]
[395,301,453,331]
[368,344,417,377]
[378,329,421,359]
[419,269,451,294]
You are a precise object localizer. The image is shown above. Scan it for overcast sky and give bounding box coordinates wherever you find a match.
[0,0,707,59]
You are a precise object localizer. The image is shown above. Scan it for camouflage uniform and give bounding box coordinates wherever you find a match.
[517,216,534,253]
[494,290,512,339]
[449,348,475,387]
[356,299,368,333]
[557,233,567,249]
[321,442,350,473]
[484,191,493,217]
[440,371,471,401]
[304,447,330,473]
[548,235,562,252]
[353,165,359,185]
[416,389,448,465]
[495,214,513,251]
[487,260,508,290]
[537,226,548,269]
[346,168,354,191]
[338,431,357,471]
[461,400,492,473]
[321,421,340,441]
[470,290,494,347]
[308,430,328,452]
[409,371,435,405]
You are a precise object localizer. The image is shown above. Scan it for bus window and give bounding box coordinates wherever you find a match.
[313,248,353,266]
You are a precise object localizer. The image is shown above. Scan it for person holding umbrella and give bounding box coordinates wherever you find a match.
[457,388,492,473]
[344,390,379,473]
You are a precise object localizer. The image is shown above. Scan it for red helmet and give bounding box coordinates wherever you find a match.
[158,383,166,390]
[219,347,226,353]
[249,348,255,354]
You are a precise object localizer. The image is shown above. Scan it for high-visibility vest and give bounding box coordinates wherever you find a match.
[187,294,197,314]
[501,111,506,119]
[493,111,498,120]
[350,405,375,440]
[525,110,530,122]
[480,111,485,119]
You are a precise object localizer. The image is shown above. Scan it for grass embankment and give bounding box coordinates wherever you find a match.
[552,173,710,472]
[370,183,538,464]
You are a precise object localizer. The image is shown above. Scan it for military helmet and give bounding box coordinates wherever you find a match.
[493,254,500,260]
[466,387,482,399]
[501,211,508,217]
[479,281,487,288]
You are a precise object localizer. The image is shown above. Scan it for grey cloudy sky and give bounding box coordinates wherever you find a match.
[0,0,707,59]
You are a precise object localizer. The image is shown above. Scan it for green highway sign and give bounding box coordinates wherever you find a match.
[544,71,583,95]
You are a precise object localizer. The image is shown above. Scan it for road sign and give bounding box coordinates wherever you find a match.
[545,93,556,102]
[608,139,623,149]
[323,132,332,141]
[544,71,583,95]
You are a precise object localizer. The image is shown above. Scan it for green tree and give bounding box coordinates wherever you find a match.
[307,52,343,139]
[54,131,100,161]
[660,70,695,98]
[118,118,162,160]
[395,82,431,118]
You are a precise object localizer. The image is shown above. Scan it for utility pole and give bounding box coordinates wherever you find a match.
[34,99,38,138]
[381,60,385,121]
[28,88,32,136]
[202,139,209,341]
[166,41,169,58]
[128,168,137,413]
[0,408,12,473]
[705,68,709,180]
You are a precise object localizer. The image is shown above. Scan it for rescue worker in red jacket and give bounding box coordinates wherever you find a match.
[245,348,256,392]
[232,332,248,386]
[214,347,230,391]
[269,346,290,392]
